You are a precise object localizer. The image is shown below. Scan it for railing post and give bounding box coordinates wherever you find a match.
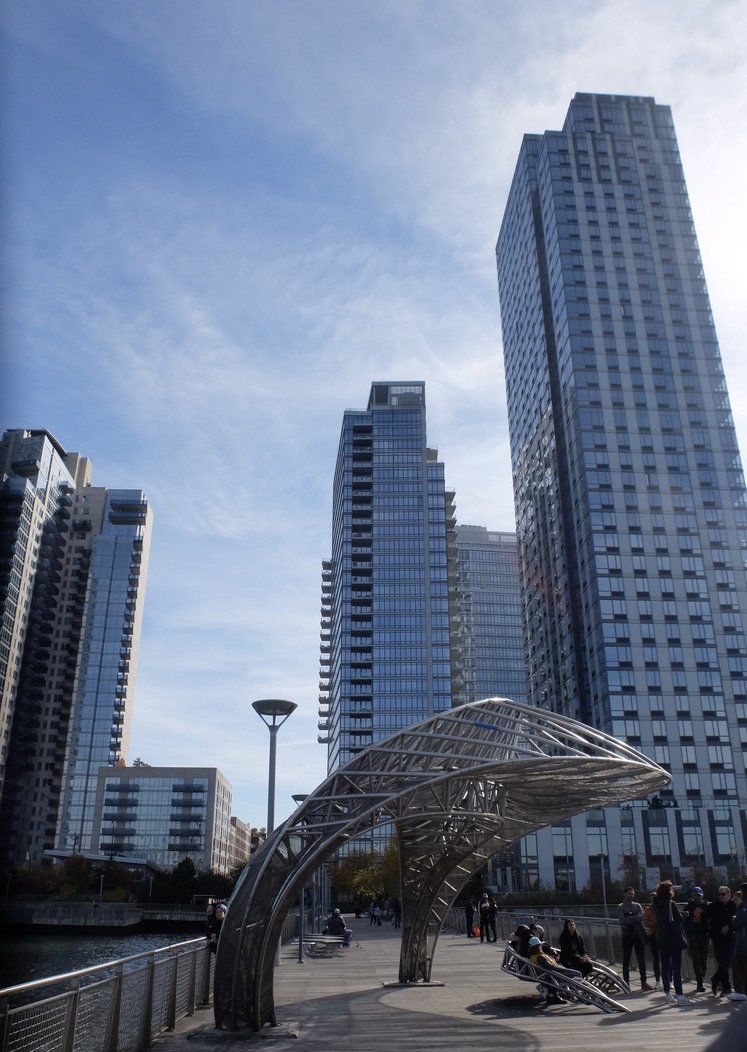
[105,966,124,1052]
[166,954,178,1031]
[141,955,156,1049]
[62,983,80,1052]
[187,948,197,1016]
[0,1004,8,1052]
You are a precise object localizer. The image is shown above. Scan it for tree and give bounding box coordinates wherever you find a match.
[171,857,197,903]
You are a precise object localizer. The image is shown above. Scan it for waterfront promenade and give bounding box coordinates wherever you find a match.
[154,920,743,1051]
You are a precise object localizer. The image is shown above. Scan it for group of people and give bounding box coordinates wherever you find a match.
[618,881,747,1004]
[508,919,594,1004]
[464,893,499,942]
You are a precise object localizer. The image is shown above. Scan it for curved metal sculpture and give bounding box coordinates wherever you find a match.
[214,698,669,1030]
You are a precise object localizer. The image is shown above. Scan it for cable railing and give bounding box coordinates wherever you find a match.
[0,936,213,1052]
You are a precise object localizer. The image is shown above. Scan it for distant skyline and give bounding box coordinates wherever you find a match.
[2,1,745,832]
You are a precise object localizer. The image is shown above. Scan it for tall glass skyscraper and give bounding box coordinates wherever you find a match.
[319,383,456,781]
[0,430,152,865]
[496,94,747,887]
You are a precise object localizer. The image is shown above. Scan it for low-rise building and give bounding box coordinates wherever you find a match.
[92,765,232,875]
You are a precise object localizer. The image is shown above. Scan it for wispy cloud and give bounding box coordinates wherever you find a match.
[4,0,746,825]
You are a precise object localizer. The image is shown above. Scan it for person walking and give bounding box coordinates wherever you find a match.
[617,886,651,990]
[478,893,491,943]
[651,879,692,1005]
[710,886,737,997]
[643,893,662,990]
[683,886,710,993]
[727,884,747,1002]
[487,894,498,944]
[465,896,476,937]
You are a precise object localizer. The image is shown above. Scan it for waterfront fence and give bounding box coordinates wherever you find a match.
[0,937,213,1052]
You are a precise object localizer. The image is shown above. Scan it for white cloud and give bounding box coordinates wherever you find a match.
[4,0,746,826]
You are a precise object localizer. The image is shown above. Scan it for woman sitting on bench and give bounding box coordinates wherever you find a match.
[528,936,582,1003]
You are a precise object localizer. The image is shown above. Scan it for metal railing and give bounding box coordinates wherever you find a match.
[0,937,214,1052]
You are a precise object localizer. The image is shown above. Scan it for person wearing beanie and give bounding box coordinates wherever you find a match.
[325,908,347,936]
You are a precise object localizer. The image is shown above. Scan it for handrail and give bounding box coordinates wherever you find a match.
[0,937,213,1052]
[0,937,205,999]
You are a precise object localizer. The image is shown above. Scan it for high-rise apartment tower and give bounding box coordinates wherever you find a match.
[319,383,456,782]
[0,429,152,866]
[496,93,747,886]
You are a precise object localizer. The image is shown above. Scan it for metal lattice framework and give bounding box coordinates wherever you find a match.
[214,698,669,1031]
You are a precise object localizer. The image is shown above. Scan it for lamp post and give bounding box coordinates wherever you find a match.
[252,699,297,834]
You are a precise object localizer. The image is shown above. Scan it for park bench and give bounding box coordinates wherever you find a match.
[500,942,630,1014]
[302,932,350,957]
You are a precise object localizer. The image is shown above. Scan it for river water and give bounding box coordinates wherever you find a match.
[0,930,202,990]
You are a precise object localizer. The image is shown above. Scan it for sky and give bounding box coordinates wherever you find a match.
[2,0,745,834]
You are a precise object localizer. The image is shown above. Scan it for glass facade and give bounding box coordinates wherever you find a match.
[319,382,455,784]
[93,765,232,874]
[0,430,152,866]
[452,526,527,706]
[58,490,152,854]
[496,94,747,887]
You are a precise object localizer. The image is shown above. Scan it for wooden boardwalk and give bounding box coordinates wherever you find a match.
[154,921,744,1051]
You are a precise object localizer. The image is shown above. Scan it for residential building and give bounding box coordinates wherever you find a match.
[0,429,152,866]
[452,525,527,707]
[496,93,747,889]
[92,765,232,875]
[228,816,265,872]
[319,382,457,792]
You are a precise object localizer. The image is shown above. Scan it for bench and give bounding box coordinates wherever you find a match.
[501,943,630,1014]
[302,933,350,957]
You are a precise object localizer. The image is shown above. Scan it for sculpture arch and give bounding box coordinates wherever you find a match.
[214,698,668,1030]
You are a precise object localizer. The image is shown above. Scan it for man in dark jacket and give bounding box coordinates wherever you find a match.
[617,886,651,989]
[709,886,736,997]
[683,886,710,993]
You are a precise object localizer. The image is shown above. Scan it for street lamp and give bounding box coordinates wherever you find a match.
[252,699,297,834]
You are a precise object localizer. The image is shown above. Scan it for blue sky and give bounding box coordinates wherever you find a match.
[2,0,746,832]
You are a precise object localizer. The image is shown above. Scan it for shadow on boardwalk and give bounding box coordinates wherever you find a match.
[154,921,742,1052]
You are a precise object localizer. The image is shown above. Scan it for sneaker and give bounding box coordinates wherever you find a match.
[641,982,652,991]
[676,995,694,1005]
[726,993,747,1001]
[654,982,661,991]
[664,992,676,1004]
[695,984,705,993]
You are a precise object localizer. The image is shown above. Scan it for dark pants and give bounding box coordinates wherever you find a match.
[479,915,490,942]
[648,936,661,982]
[732,953,747,995]
[539,965,581,1001]
[712,935,735,994]
[688,934,709,987]
[465,912,474,936]
[659,941,684,996]
[622,929,647,984]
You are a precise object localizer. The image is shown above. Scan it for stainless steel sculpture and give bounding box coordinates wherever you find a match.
[214,698,669,1031]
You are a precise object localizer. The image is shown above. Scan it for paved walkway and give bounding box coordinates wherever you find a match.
[154,920,745,1051]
